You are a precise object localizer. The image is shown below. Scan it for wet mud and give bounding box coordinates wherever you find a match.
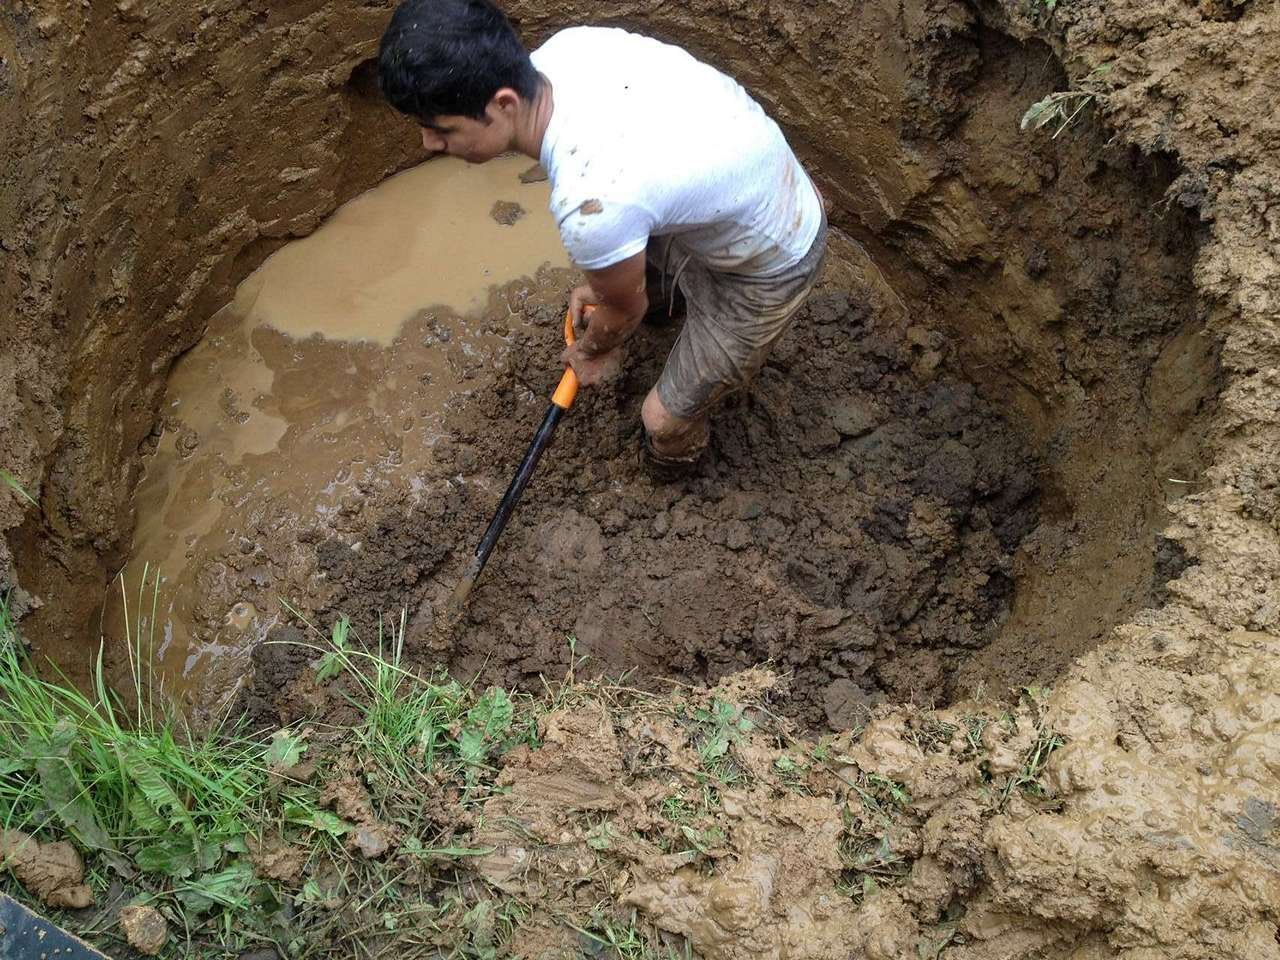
[98,155,570,711]
[117,188,1042,726]
[296,248,1041,727]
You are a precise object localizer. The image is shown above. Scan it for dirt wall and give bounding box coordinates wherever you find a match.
[0,0,417,649]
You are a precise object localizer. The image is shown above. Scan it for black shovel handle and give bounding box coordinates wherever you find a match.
[446,308,584,611]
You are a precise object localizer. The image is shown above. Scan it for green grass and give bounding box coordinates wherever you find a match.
[997,714,1066,809]
[0,592,277,947]
[678,697,755,786]
[0,593,550,957]
[1,468,36,506]
[570,907,690,960]
[277,603,540,792]
[0,598,267,867]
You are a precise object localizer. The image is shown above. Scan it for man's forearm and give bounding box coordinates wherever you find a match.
[580,297,647,356]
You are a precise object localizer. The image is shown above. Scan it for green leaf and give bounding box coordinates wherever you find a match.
[29,721,126,871]
[315,617,350,682]
[0,469,36,506]
[701,734,729,761]
[1020,93,1065,131]
[0,756,28,777]
[457,728,487,766]
[283,803,351,837]
[462,900,496,951]
[466,688,513,738]
[196,838,222,871]
[680,824,719,854]
[586,822,613,851]
[136,835,198,878]
[314,652,342,684]
[176,861,255,915]
[119,747,196,836]
[127,792,167,832]
[264,729,307,769]
[457,688,514,768]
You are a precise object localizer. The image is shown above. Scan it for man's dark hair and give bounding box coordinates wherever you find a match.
[378,0,540,124]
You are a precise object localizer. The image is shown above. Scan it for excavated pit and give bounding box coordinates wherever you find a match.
[2,4,1215,732]
[8,2,1280,956]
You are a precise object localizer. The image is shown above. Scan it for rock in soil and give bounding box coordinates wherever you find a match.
[353,823,393,859]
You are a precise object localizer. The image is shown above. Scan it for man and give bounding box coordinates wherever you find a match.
[378,0,826,469]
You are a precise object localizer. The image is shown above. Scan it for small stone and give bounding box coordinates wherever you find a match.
[120,905,168,956]
[353,824,392,859]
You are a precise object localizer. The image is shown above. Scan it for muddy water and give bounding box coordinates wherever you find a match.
[102,155,572,715]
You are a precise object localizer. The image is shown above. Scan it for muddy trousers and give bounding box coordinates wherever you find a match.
[643,216,829,462]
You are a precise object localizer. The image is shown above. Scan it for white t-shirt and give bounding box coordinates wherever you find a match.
[530,27,822,277]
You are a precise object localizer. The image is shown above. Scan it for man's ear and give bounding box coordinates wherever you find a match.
[489,87,522,116]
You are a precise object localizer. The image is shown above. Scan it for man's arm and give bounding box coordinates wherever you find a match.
[563,250,648,385]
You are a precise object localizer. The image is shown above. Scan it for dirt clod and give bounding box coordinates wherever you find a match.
[247,835,307,883]
[0,830,93,909]
[313,283,1040,726]
[353,824,393,859]
[320,775,375,824]
[489,199,525,225]
[119,904,168,956]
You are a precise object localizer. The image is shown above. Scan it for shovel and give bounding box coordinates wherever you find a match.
[443,306,585,620]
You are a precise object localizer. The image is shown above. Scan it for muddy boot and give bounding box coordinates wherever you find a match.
[641,431,705,481]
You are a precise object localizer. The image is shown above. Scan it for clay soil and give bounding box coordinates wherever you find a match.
[275,255,1045,729]
[3,0,1280,957]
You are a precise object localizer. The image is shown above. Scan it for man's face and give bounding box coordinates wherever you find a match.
[420,94,516,163]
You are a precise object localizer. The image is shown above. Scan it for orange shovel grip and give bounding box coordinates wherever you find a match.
[551,306,585,410]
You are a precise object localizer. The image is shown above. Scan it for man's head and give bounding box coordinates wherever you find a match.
[378,0,540,163]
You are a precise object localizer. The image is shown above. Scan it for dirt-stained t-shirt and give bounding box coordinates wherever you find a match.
[530,26,822,277]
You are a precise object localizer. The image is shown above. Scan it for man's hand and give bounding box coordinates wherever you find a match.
[567,284,599,335]
[561,251,648,388]
[562,339,623,385]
